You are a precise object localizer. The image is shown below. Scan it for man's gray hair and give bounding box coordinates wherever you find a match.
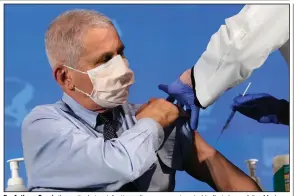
[45,9,114,69]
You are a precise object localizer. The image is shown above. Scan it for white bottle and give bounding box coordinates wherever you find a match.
[6,158,27,191]
[245,159,263,191]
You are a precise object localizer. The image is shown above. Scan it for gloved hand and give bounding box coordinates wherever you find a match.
[158,79,200,130]
[232,93,283,124]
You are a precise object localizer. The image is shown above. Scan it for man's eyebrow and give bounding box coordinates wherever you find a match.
[95,52,114,62]
[93,44,125,63]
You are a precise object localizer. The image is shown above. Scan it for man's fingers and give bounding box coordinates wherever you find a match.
[135,103,148,115]
[148,98,157,103]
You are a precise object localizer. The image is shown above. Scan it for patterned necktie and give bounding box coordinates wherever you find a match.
[97,109,118,140]
[96,108,138,191]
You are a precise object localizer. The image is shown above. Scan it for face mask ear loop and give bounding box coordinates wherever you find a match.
[89,88,95,97]
[63,65,92,97]
[74,86,92,97]
[63,64,88,75]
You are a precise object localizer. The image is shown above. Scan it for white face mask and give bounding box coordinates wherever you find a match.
[64,55,135,108]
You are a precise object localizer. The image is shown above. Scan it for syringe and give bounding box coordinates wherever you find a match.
[216,82,252,142]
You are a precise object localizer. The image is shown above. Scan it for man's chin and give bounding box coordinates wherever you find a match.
[81,98,107,112]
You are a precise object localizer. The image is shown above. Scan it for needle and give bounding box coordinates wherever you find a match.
[216,82,252,142]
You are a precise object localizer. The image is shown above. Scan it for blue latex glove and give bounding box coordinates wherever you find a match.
[232,93,282,124]
[158,79,200,130]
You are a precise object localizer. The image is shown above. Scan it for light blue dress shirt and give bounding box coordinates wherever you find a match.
[22,93,194,191]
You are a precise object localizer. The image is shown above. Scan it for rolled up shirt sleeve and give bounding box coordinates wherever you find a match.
[192,5,289,107]
[22,107,164,191]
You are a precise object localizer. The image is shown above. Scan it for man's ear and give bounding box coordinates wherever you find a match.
[53,65,75,90]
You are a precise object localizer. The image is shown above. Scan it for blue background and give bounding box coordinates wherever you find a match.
[4,4,290,191]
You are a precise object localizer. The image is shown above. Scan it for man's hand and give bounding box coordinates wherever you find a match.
[136,98,185,128]
[232,93,289,125]
[158,69,199,130]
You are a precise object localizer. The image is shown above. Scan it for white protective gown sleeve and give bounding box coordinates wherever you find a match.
[279,39,290,66]
[192,5,289,108]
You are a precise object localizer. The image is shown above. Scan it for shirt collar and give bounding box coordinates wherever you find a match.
[61,93,123,128]
[61,93,99,128]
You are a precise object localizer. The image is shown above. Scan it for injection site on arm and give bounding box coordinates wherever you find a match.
[22,106,164,191]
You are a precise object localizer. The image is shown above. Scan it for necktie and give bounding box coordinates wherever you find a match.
[96,108,138,191]
[97,109,118,140]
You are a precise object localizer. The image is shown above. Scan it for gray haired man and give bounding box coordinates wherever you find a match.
[22,9,260,192]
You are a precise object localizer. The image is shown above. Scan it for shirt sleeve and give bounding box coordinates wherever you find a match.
[192,4,289,107]
[157,117,193,171]
[22,106,164,191]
